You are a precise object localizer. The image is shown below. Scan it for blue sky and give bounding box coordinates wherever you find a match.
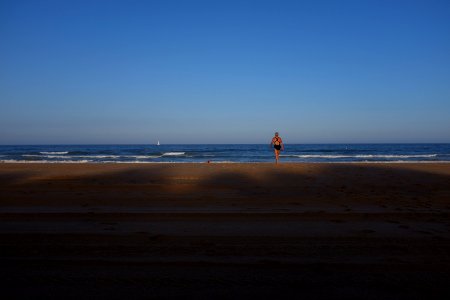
[1,0,449,144]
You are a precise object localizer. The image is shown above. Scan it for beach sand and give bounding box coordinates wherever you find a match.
[1,163,450,298]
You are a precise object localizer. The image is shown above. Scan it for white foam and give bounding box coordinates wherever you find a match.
[74,155,161,159]
[125,155,162,159]
[100,160,154,163]
[55,155,121,159]
[281,154,438,159]
[1,159,92,163]
[162,152,185,156]
[80,155,120,159]
[39,151,68,155]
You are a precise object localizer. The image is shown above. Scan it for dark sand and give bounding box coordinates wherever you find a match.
[1,163,450,299]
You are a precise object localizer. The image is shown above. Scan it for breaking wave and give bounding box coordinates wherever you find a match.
[39,151,68,155]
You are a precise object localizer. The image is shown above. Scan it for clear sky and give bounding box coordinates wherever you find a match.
[1,0,449,144]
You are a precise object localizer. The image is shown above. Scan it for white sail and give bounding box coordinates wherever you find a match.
[157,140,160,146]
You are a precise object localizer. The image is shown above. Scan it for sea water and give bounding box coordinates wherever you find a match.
[0,144,449,163]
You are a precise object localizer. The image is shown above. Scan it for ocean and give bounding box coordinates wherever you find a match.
[0,144,449,163]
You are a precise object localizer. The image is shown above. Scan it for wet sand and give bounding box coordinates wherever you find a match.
[1,163,450,299]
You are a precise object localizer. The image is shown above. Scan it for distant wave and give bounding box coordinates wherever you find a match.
[23,154,162,159]
[280,154,438,159]
[40,151,68,155]
[50,155,122,159]
[162,152,185,156]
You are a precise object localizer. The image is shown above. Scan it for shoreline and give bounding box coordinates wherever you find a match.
[2,161,450,164]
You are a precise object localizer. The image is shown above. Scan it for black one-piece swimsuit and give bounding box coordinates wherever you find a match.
[274,137,281,150]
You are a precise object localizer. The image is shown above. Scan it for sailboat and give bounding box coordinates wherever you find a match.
[157,140,160,146]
